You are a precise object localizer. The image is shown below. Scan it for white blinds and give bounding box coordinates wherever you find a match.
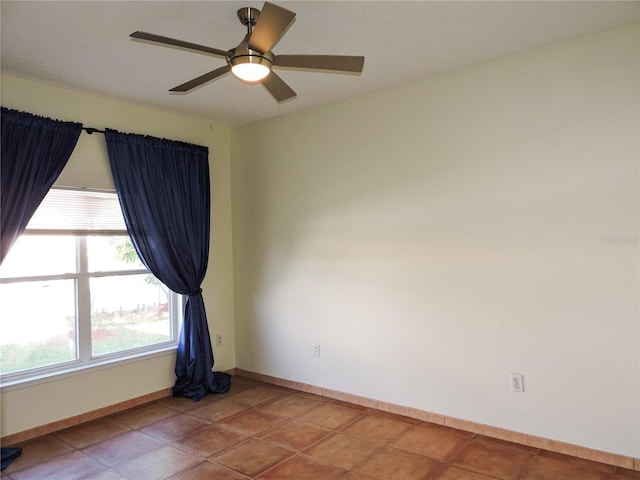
[26,187,128,234]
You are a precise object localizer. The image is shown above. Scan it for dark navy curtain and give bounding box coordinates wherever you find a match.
[0,108,81,263]
[105,129,230,401]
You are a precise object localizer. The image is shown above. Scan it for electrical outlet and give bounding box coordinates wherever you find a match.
[313,344,320,357]
[215,334,223,347]
[511,373,524,393]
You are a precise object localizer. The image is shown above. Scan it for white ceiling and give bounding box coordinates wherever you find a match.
[1,1,638,127]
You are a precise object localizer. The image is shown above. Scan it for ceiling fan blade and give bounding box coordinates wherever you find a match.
[248,2,296,54]
[170,65,231,92]
[261,71,296,102]
[130,31,230,58]
[275,55,365,73]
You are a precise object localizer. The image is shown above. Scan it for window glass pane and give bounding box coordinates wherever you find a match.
[87,236,145,272]
[0,236,76,278]
[91,274,171,356]
[0,280,77,375]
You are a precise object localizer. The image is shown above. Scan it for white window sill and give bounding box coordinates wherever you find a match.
[0,346,177,392]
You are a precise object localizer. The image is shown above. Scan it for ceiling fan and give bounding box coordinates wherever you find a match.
[130,2,365,102]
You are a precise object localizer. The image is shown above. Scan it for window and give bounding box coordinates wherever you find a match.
[0,188,182,383]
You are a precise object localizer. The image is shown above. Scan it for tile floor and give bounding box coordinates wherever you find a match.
[2,375,639,480]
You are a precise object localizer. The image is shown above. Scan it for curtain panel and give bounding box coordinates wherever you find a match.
[0,108,82,263]
[105,129,230,400]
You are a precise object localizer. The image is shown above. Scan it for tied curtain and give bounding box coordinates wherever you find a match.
[105,129,230,401]
[0,108,82,263]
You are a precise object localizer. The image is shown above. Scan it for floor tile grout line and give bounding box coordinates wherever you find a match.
[254,452,341,480]
[427,460,448,480]
[435,432,477,473]
[517,449,541,480]
[259,419,334,453]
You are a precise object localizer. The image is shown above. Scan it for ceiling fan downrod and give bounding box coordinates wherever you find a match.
[237,7,261,34]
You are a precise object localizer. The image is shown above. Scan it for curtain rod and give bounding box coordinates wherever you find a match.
[82,127,106,135]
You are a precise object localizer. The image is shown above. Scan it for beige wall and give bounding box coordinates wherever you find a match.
[231,25,639,457]
[0,74,235,436]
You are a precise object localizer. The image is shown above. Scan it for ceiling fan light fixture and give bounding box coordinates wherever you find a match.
[229,55,272,82]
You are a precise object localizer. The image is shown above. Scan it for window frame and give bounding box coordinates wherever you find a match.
[0,187,183,387]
